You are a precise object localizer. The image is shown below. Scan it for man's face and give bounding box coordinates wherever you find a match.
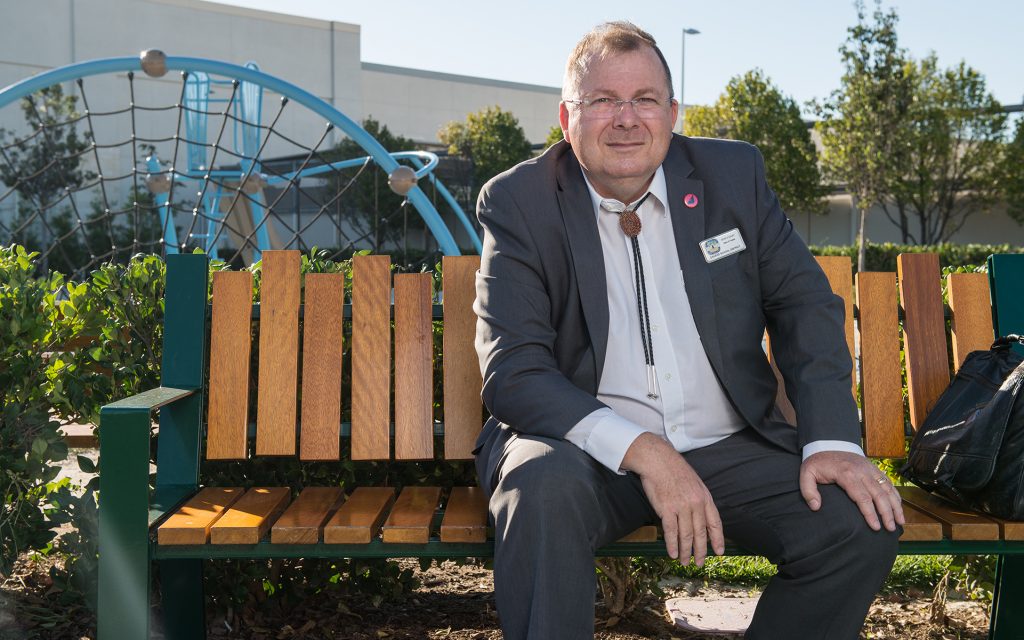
[559,46,678,202]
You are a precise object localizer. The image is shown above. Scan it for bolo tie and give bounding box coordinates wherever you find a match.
[601,192,659,400]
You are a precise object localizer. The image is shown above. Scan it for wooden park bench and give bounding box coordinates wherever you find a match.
[96,249,1024,639]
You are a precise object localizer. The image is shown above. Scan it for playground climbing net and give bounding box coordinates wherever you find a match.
[0,69,449,277]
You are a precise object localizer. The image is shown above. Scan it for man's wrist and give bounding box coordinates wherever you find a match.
[565,408,650,474]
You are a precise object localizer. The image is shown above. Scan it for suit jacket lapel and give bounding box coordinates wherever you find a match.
[556,151,609,383]
[664,139,729,383]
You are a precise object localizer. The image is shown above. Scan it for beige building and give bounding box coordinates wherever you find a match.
[0,0,561,146]
[790,198,1024,248]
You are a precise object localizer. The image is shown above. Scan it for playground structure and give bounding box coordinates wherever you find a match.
[0,50,480,274]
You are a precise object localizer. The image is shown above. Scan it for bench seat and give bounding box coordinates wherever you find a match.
[151,484,1024,555]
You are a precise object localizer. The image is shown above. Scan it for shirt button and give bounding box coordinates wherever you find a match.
[670,425,679,433]
[651,323,659,333]
[664,372,672,381]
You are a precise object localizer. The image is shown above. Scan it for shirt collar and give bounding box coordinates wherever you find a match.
[581,165,668,220]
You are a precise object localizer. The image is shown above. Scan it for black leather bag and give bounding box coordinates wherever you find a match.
[900,335,1024,520]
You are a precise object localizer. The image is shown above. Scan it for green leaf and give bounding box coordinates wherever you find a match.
[49,441,68,462]
[77,455,97,474]
[31,437,48,458]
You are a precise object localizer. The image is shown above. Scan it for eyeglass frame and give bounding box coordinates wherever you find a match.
[563,95,676,119]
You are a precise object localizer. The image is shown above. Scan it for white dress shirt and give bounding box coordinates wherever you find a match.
[564,166,864,473]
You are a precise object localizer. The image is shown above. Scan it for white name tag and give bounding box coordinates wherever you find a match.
[699,228,746,263]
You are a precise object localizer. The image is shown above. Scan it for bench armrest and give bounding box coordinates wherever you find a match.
[98,386,197,564]
[101,386,196,413]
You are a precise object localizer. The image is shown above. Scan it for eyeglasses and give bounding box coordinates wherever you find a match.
[564,96,670,119]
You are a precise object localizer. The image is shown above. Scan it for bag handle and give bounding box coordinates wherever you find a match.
[992,335,1024,350]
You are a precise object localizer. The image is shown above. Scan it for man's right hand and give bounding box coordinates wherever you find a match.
[619,433,725,566]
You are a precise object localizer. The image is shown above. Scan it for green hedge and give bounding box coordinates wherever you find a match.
[0,245,169,616]
[0,246,72,577]
[809,241,1024,272]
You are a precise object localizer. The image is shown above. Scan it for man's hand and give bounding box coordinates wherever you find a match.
[800,451,905,532]
[620,433,725,566]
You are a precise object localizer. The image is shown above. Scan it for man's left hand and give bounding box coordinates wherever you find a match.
[800,451,905,532]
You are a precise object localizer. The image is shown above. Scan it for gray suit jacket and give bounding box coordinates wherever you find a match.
[473,134,859,479]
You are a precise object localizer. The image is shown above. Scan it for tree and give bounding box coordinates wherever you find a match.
[0,84,97,273]
[1004,117,1024,225]
[816,0,914,271]
[438,106,533,204]
[685,69,826,215]
[545,124,565,148]
[884,56,1008,243]
[324,117,418,251]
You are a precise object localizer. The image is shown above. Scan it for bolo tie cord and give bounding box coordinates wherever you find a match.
[608,191,659,400]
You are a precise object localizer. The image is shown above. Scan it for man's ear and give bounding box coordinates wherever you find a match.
[558,102,571,145]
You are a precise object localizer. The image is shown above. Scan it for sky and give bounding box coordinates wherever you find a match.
[214,0,1023,116]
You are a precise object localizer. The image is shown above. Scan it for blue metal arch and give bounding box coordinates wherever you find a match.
[0,55,472,256]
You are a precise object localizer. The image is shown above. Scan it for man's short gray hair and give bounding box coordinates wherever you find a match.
[562,21,675,101]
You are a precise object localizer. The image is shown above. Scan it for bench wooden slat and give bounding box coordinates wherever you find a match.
[766,257,855,428]
[442,256,484,459]
[256,251,301,456]
[270,487,344,544]
[856,272,905,458]
[989,518,1024,541]
[382,486,442,544]
[210,487,291,545]
[323,487,396,544]
[439,487,487,543]
[947,272,994,372]
[157,487,244,545]
[897,486,1000,541]
[897,503,945,541]
[351,255,392,460]
[394,273,434,460]
[897,254,950,430]
[765,331,797,426]
[300,273,345,461]
[207,271,253,460]
[816,256,856,398]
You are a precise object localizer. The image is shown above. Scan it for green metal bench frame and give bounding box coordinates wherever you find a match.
[97,252,1024,639]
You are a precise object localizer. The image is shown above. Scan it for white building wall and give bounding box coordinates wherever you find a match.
[789,197,1024,248]
[360,64,561,145]
[0,0,363,115]
[1,0,561,150]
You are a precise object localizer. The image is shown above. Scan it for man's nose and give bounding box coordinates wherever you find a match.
[612,100,640,126]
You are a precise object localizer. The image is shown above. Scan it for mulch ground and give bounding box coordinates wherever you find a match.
[0,553,989,640]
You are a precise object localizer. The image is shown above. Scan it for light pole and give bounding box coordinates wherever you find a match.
[680,27,700,134]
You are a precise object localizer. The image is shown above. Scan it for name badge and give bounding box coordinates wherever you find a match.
[699,228,746,263]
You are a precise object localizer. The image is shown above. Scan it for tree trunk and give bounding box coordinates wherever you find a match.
[898,202,909,244]
[854,195,867,273]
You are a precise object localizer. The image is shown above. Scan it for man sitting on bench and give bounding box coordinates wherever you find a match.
[472,20,905,640]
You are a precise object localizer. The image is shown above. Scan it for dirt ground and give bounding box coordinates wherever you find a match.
[0,553,990,640]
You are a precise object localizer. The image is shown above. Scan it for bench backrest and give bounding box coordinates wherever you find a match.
[770,254,994,457]
[201,251,482,462]
[159,250,1000,478]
